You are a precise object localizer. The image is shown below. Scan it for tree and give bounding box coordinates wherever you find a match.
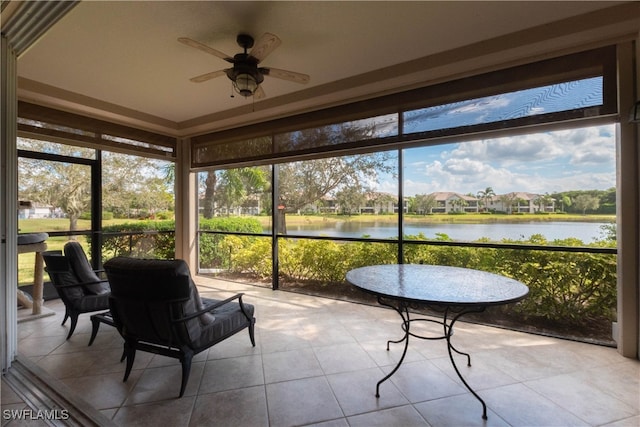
[499,193,517,213]
[557,195,572,212]
[276,153,395,232]
[370,192,397,214]
[19,140,92,231]
[476,187,495,212]
[413,194,437,215]
[216,168,268,215]
[535,193,553,212]
[449,198,468,213]
[19,139,175,228]
[200,167,269,218]
[573,194,600,215]
[101,152,174,218]
[334,185,367,215]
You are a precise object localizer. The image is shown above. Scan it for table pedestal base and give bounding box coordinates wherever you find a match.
[376,296,488,420]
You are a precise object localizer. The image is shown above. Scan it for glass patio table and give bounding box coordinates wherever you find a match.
[346,263,529,420]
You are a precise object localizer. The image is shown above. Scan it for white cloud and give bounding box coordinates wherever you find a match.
[378,125,616,196]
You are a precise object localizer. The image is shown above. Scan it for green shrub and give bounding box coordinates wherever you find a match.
[198,217,263,268]
[95,219,617,328]
[97,220,176,260]
[208,232,617,326]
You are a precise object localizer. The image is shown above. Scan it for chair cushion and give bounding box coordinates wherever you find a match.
[64,242,110,295]
[74,293,110,313]
[42,252,85,301]
[104,257,192,300]
[191,298,255,350]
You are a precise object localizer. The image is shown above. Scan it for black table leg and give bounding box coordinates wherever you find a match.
[445,306,488,420]
[376,300,490,420]
[375,297,410,397]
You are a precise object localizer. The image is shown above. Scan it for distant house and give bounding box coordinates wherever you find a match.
[303,192,406,215]
[428,192,479,214]
[18,202,53,219]
[487,192,555,213]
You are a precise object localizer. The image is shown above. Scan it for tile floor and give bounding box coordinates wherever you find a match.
[8,276,640,427]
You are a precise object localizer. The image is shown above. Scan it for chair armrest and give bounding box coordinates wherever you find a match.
[173,293,247,323]
[54,279,109,289]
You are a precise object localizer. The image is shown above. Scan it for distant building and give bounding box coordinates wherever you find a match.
[18,202,53,219]
[487,192,555,213]
[428,192,479,214]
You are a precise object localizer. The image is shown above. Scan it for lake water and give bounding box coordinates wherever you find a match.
[285,220,611,243]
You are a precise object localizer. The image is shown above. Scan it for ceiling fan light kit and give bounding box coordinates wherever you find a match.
[233,73,259,97]
[179,32,309,99]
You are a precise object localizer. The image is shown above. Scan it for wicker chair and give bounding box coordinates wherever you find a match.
[103,257,256,397]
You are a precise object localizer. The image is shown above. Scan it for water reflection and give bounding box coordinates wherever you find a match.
[285,220,608,242]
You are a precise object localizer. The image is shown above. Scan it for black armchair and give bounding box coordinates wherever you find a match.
[103,257,256,397]
[42,242,111,341]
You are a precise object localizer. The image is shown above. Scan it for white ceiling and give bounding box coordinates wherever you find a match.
[15,1,632,137]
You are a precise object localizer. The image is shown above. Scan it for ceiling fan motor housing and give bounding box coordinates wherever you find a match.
[236,34,254,50]
[225,54,265,84]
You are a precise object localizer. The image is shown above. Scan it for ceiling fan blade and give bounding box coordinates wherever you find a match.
[178,37,233,62]
[249,33,281,63]
[189,69,228,83]
[262,67,310,84]
[254,86,266,99]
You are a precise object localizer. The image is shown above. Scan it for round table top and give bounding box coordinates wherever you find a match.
[346,264,529,307]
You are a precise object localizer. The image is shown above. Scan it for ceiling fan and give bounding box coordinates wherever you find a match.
[178,32,310,99]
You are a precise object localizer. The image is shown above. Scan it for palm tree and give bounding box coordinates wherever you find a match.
[476,187,495,212]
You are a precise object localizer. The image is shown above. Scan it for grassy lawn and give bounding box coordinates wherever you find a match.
[17,218,131,285]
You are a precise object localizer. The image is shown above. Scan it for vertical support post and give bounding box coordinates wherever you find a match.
[91,149,102,268]
[616,41,640,359]
[397,148,404,263]
[1,36,18,371]
[272,164,280,290]
[175,138,198,269]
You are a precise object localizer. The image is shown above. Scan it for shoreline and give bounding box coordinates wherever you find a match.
[262,213,615,227]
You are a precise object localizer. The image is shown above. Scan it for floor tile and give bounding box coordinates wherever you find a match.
[482,383,589,426]
[262,348,324,383]
[266,377,343,427]
[526,372,638,425]
[313,342,378,375]
[13,277,638,427]
[387,359,466,403]
[124,362,205,405]
[113,396,196,427]
[346,405,429,427]
[198,355,264,395]
[326,367,409,416]
[189,386,268,427]
[415,393,510,426]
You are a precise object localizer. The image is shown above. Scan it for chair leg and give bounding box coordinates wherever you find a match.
[179,351,194,398]
[88,316,101,346]
[248,320,256,347]
[122,341,137,382]
[61,309,69,326]
[66,313,79,340]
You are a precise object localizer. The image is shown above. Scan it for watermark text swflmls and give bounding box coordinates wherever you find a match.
[3,409,70,421]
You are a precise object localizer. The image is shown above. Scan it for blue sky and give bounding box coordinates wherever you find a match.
[370,76,615,197]
[376,124,616,196]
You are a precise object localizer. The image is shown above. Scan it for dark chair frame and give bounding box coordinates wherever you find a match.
[119,293,255,397]
[104,257,256,397]
[42,249,111,341]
